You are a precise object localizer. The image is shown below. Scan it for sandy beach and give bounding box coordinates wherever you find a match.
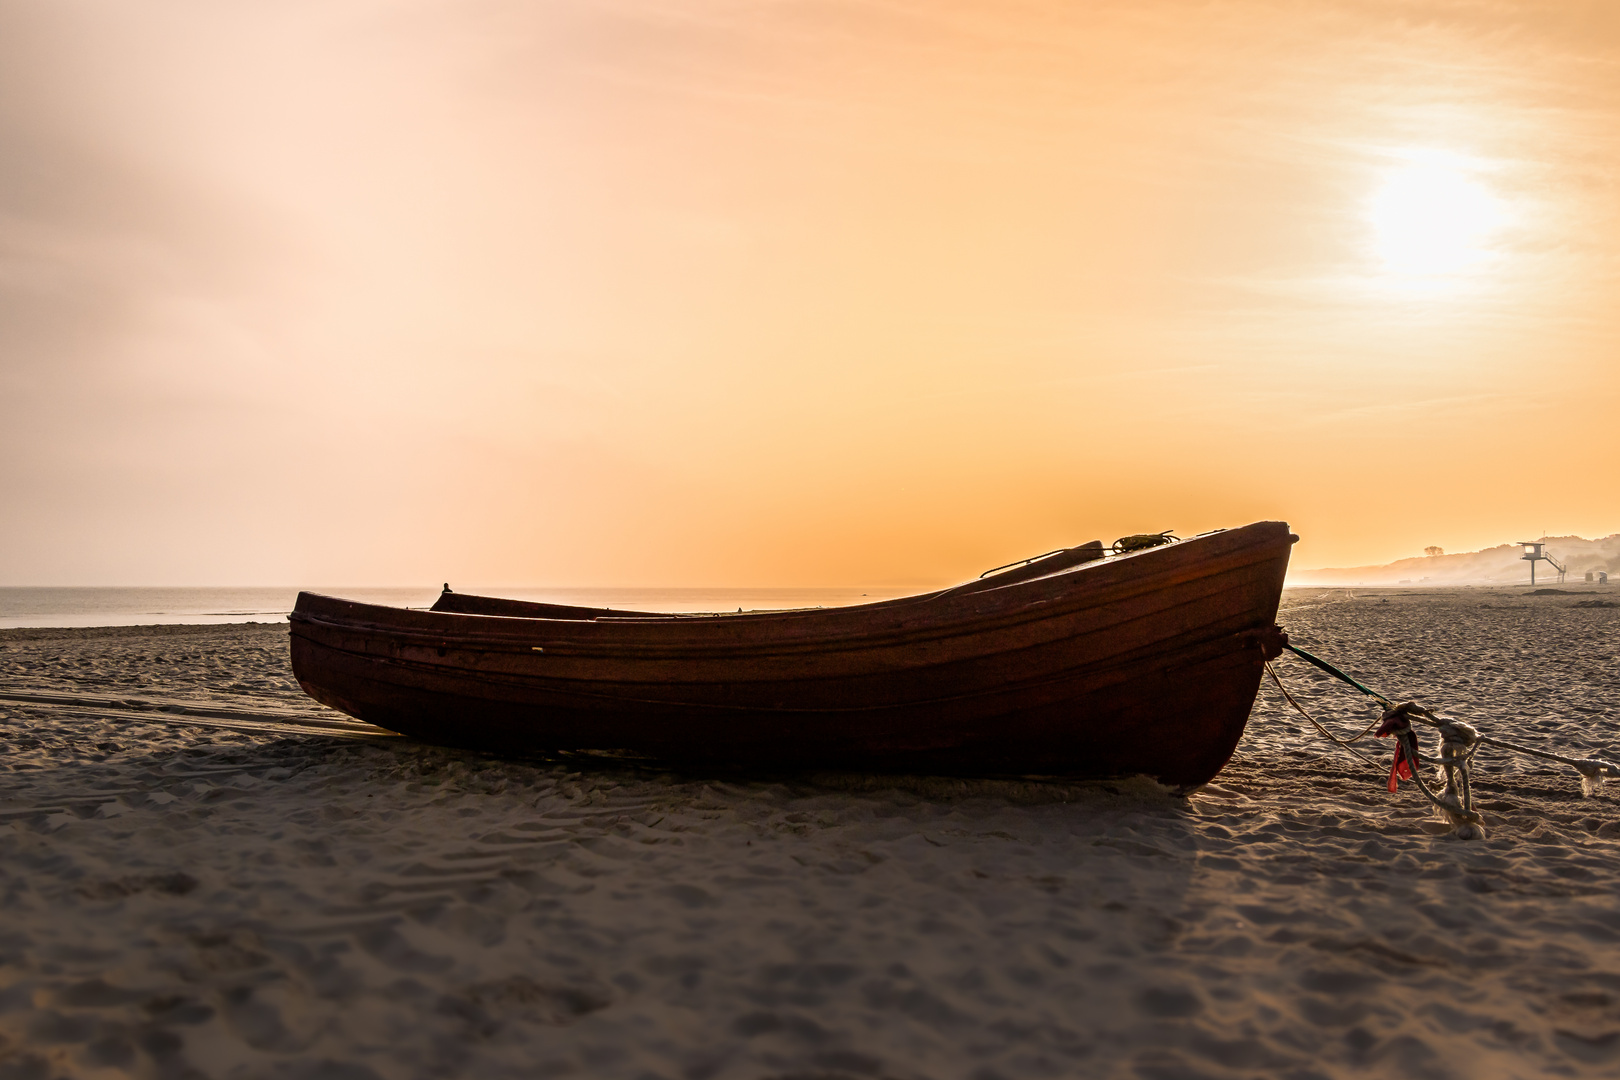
[2,587,1618,1079]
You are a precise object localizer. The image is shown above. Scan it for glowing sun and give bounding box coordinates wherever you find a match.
[1368,155,1507,277]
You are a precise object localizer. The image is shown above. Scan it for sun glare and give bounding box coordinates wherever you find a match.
[1368,153,1507,278]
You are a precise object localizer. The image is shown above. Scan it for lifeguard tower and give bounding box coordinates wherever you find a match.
[1518,541,1566,586]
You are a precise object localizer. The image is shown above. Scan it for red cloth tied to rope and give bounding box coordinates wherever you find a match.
[1384,740,1415,792]
[1376,704,1417,793]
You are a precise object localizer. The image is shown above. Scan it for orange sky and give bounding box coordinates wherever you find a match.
[2,0,1617,587]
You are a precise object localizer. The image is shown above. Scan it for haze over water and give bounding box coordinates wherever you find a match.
[0,586,907,629]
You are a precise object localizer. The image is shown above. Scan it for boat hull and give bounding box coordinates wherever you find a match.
[290,521,1294,787]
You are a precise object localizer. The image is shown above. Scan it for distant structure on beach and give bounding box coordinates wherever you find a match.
[1424,546,1444,557]
[1518,541,1566,586]
[1293,533,1620,587]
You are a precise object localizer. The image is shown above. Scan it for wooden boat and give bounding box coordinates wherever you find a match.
[289,521,1295,787]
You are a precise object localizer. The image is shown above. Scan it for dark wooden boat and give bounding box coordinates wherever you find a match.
[289,521,1294,787]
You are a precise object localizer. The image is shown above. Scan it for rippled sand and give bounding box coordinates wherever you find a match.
[1,588,1617,1079]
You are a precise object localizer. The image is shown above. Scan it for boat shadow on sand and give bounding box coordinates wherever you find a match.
[6,702,1620,1078]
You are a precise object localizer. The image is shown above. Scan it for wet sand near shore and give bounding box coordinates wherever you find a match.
[1,587,1617,1079]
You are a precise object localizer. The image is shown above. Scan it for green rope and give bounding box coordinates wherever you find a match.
[1281,643,1394,710]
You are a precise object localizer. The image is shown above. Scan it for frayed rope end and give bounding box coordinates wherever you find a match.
[1572,760,1611,798]
[1431,793,1486,840]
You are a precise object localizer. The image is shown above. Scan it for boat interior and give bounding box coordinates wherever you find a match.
[425,534,1195,622]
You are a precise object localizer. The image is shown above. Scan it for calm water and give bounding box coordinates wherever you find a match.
[0,586,908,630]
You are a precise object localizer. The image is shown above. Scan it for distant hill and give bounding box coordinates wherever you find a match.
[1291,534,1620,587]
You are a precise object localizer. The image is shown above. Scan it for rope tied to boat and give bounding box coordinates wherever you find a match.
[1266,641,1619,839]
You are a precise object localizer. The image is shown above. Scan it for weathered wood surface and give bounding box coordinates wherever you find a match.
[289,521,1295,786]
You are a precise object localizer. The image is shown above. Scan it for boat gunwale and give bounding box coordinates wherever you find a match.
[296,566,1275,677]
[290,524,1293,661]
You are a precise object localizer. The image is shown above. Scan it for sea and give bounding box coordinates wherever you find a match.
[0,586,909,630]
